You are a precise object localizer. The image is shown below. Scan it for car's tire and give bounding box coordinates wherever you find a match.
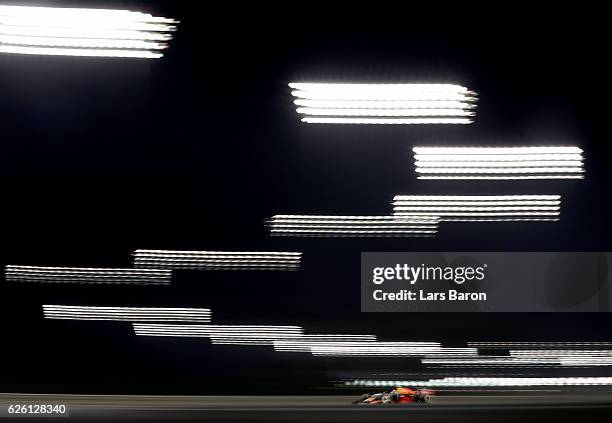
[422,395,431,403]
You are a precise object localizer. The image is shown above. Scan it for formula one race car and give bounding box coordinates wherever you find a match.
[353,387,434,405]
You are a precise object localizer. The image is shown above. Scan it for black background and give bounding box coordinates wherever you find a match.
[0,1,611,394]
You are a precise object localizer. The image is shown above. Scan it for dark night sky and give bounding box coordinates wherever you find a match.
[0,2,611,394]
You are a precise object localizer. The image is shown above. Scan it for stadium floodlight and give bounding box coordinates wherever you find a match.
[0,5,177,58]
[289,83,477,124]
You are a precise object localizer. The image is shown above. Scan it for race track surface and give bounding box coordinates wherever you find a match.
[2,393,612,422]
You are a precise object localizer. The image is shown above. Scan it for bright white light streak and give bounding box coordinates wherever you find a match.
[306,343,475,357]
[301,117,472,124]
[0,26,172,41]
[394,195,560,201]
[4,265,172,285]
[0,35,166,50]
[0,17,174,32]
[289,83,470,93]
[393,206,560,211]
[42,305,211,322]
[209,334,377,347]
[297,108,474,117]
[394,212,560,217]
[267,215,439,236]
[413,147,585,179]
[0,45,162,58]
[416,168,583,174]
[510,350,612,356]
[289,83,476,108]
[414,154,583,162]
[418,175,584,180]
[134,250,302,257]
[133,324,304,339]
[422,357,562,365]
[292,341,440,347]
[392,200,560,206]
[209,338,280,345]
[132,250,302,270]
[274,335,378,352]
[0,5,177,58]
[0,5,172,19]
[269,224,437,229]
[294,99,475,109]
[415,161,583,168]
[269,229,438,235]
[468,342,612,348]
[292,91,474,101]
[270,215,439,221]
[436,218,560,222]
[413,147,582,154]
[346,377,612,387]
[392,195,561,218]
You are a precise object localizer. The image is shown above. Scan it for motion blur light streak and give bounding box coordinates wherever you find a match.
[297,108,474,117]
[419,175,584,180]
[133,324,304,343]
[0,45,163,58]
[291,92,473,101]
[417,167,582,174]
[0,5,177,58]
[273,335,378,352]
[468,342,612,348]
[42,305,211,322]
[0,26,172,40]
[396,195,561,201]
[265,215,439,237]
[132,250,302,270]
[422,357,566,366]
[300,117,472,124]
[416,161,584,168]
[289,83,475,98]
[419,346,612,367]
[413,146,585,179]
[209,338,284,346]
[4,265,172,285]
[346,377,612,387]
[215,334,378,347]
[290,83,477,123]
[393,195,561,221]
[415,147,582,154]
[306,342,476,357]
[0,35,166,49]
[510,350,612,356]
[294,100,475,109]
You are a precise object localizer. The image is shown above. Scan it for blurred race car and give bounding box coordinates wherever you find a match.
[353,387,434,405]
